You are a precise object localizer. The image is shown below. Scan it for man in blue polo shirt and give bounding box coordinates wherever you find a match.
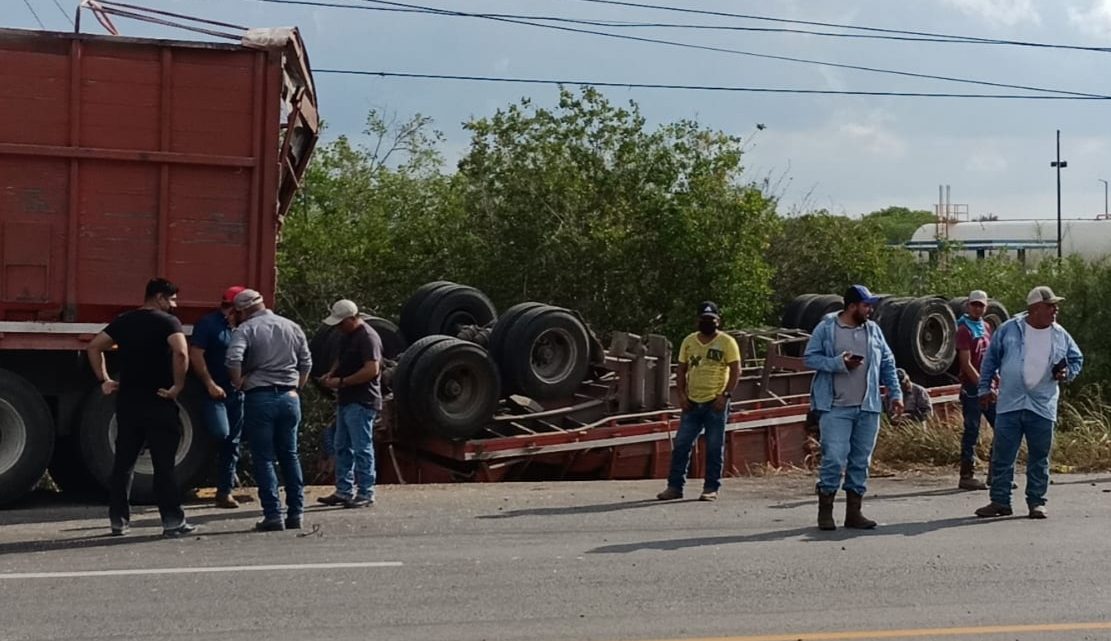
[191,285,246,509]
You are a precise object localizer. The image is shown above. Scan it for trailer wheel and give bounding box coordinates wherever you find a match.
[488,302,546,364]
[501,305,590,400]
[79,387,213,505]
[799,294,844,332]
[393,335,456,429]
[947,297,968,321]
[406,338,499,439]
[897,297,957,377]
[406,284,497,341]
[985,300,1010,333]
[873,296,909,350]
[398,280,455,342]
[780,294,818,329]
[0,369,54,506]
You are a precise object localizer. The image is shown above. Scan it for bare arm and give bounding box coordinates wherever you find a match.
[675,362,688,399]
[957,349,978,384]
[157,333,189,400]
[189,346,214,386]
[86,332,119,395]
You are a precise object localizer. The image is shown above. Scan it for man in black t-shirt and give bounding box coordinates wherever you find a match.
[317,300,382,509]
[86,278,197,538]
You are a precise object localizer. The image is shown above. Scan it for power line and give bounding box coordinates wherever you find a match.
[51,0,76,28]
[356,0,1111,98]
[248,0,982,44]
[314,68,1110,100]
[569,0,1111,54]
[22,0,46,29]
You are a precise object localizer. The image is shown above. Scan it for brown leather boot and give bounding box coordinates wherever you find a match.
[958,460,987,491]
[817,492,836,531]
[844,491,876,529]
[214,493,239,509]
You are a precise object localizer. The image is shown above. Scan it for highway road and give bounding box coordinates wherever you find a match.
[2,473,1111,641]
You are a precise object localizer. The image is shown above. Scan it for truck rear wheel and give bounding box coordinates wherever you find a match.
[0,369,54,506]
[406,338,499,440]
[78,388,212,505]
[501,305,590,400]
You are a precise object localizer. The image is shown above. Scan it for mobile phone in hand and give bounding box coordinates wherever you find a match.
[849,353,865,362]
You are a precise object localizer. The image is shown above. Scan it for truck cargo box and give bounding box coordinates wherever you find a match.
[0,27,318,331]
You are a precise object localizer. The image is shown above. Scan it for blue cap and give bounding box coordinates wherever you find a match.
[843,284,880,306]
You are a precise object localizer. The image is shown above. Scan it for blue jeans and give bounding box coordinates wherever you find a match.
[990,409,1054,508]
[334,403,377,500]
[816,406,881,495]
[667,401,727,492]
[960,384,995,463]
[200,386,243,495]
[243,388,304,520]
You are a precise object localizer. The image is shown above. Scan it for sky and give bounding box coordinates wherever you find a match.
[12,0,1111,220]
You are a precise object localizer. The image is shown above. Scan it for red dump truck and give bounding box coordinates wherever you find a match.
[0,27,319,505]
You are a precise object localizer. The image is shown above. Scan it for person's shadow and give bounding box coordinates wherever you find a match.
[587,515,1006,553]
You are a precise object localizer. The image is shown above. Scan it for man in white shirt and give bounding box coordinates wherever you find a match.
[974,286,1083,520]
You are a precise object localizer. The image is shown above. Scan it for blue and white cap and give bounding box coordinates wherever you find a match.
[843,284,880,306]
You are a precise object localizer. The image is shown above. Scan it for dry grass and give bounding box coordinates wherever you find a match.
[872,389,1111,472]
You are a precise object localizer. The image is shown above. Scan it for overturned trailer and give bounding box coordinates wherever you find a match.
[324,318,961,485]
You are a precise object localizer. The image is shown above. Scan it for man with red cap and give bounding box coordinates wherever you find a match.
[190,285,247,508]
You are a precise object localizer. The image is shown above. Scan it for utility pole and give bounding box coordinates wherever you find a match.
[1100,178,1108,218]
[1051,129,1068,259]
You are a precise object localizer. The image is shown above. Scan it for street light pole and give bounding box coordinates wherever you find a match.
[1051,129,1068,259]
[1100,178,1108,218]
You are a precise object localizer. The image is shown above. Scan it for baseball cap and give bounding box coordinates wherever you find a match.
[233,289,264,311]
[1027,286,1064,306]
[222,285,247,305]
[697,301,721,319]
[968,290,989,305]
[843,284,880,306]
[323,299,359,326]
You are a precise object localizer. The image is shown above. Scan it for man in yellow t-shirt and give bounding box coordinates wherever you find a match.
[657,301,741,502]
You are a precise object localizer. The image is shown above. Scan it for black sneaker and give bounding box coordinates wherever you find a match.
[254,518,285,532]
[344,495,373,509]
[317,493,352,507]
[163,523,198,538]
[110,524,130,537]
[285,516,303,530]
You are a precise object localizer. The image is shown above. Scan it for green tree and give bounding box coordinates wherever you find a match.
[863,205,935,244]
[767,212,915,314]
[456,87,778,340]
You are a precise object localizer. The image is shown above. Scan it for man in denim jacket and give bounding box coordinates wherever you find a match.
[974,286,1083,520]
[804,285,903,531]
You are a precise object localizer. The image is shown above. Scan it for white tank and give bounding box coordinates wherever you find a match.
[904,219,1111,261]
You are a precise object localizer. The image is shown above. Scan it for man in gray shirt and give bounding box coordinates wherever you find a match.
[226,289,312,532]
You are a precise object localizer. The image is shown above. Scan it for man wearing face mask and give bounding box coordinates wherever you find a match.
[657,301,741,502]
[974,286,1083,520]
[805,285,902,531]
[190,285,246,509]
[86,277,197,538]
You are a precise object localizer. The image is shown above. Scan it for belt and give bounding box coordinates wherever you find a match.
[245,385,296,394]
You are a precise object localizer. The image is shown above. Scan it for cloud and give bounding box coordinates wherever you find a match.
[965,150,1009,172]
[941,0,1041,26]
[837,112,907,158]
[1068,0,1111,37]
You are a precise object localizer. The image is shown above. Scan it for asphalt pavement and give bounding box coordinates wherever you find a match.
[2,472,1111,641]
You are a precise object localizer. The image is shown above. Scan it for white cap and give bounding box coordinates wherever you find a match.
[322,299,359,326]
[1027,286,1064,306]
[968,290,989,305]
[233,289,264,311]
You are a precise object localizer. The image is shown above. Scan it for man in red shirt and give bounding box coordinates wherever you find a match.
[956,290,995,490]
